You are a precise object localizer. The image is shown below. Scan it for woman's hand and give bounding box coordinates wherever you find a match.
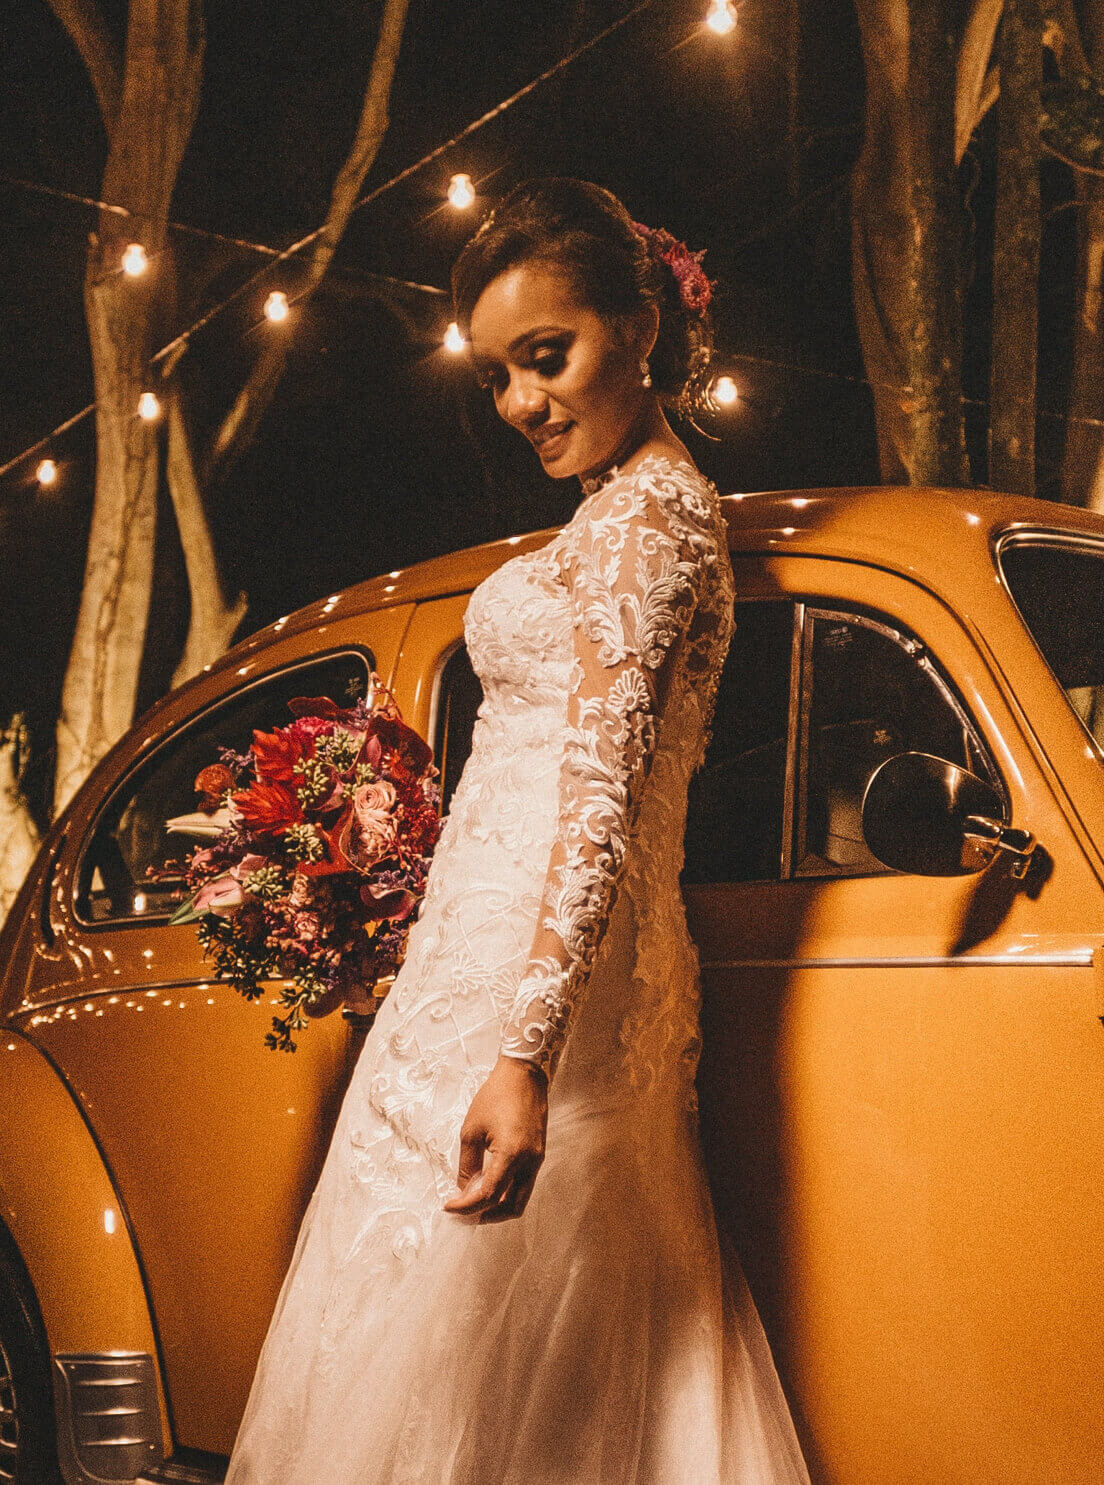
[442,1055,548,1223]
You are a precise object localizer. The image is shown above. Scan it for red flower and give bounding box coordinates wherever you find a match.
[371,716,433,776]
[287,717,335,748]
[232,780,302,832]
[250,726,309,783]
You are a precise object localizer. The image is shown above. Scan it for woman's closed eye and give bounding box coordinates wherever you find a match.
[475,347,567,393]
[532,348,566,377]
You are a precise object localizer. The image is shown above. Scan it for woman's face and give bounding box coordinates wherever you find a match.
[467,260,654,481]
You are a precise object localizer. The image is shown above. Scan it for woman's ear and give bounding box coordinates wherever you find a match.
[613,303,660,361]
[639,301,661,361]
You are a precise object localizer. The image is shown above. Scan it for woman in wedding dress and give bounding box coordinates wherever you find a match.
[224,177,811,1484]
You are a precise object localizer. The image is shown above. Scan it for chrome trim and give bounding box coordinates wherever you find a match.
[994,525,1104,562]
[135,1460,225,1485]
[780,602,804,879]
[701,951,1093,970]
[53,1352,161,1484]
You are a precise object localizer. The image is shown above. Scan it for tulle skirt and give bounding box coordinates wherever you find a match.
[223,1039,811,1485]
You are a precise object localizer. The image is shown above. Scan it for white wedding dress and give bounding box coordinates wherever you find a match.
[223,451,811,1484]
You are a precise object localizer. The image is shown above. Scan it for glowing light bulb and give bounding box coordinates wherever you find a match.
[122,243,148,276]
[706,1,737,35]
[444,321,466,353]
[447,173,475,209]
[137,392,161,421]
[36,458,57,487]
[711,374,739,406]
[264,290,289,322]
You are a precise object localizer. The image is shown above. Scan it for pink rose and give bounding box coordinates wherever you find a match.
[352,780,398,865]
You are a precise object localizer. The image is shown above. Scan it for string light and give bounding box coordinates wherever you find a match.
[36,458,58,487]
[705,1,737,35]
[121,243,148,277]
[137,392,161,421]
[444,322,466,353]
[447,173,476,209]
[710,374,739,407]
[1,0,660,485]
[264,290,290,323]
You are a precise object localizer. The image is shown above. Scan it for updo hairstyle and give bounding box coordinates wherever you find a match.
[451,177,713,413]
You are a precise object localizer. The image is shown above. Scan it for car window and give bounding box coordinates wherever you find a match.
[682,601,794,884]
[433,603,795,885]
[999,538,1104,749]
[795,610,1001,878]
[434,643,484,817]
[75,650,374,925]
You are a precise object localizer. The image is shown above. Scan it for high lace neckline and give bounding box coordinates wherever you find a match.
[579,449,704,498]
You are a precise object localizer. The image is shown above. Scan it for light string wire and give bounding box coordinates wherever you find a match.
[0,174,452,300]
[0,0,659,482]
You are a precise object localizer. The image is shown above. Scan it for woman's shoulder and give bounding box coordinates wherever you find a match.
[572,450,725,542]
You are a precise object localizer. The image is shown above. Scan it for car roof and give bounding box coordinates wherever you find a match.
[211,483,1104,676]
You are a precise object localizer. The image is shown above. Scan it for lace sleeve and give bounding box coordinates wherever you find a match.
[498,466,724,1080]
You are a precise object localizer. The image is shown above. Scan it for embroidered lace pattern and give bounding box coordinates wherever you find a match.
[498,452,735,1079]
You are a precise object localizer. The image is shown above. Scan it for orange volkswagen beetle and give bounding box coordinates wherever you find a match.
[1,485,1103,1485]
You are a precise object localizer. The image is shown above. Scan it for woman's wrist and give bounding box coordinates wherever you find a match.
[495,1051,549,1085]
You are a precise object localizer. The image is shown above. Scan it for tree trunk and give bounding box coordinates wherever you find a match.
[0,719,41,929]
[906,0,971,485]
[989,0,1043,495]
[53,0,205,814]
[851,0,969,486]
[1061,0,1104,509]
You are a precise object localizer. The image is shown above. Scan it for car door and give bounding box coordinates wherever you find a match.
[685,556,1104,1485]
[16,630,410,1456]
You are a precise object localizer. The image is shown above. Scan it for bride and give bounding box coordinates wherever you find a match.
[223,177,811,1484]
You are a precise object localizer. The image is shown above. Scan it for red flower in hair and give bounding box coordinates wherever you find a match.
[632,222,714,316]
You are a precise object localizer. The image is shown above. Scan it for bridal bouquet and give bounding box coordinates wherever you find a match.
[167,679,442,1051]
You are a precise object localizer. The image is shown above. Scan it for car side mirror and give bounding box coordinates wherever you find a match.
[861,751,1037,878]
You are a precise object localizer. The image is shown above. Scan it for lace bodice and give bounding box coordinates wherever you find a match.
[223,455,812,1485]
[466,451,736,1082]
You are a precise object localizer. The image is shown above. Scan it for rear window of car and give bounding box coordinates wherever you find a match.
[999,536,1104,745]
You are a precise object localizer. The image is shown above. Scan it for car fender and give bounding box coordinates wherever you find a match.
[0,1029,171,1456]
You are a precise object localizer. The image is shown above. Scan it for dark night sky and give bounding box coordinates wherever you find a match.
[2,0,893,816]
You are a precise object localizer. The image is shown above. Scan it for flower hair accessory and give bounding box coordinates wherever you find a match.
[632,221,715,316]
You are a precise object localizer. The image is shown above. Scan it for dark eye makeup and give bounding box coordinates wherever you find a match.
[474,339,569,393]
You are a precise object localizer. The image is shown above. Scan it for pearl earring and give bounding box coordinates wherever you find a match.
[639,357,652,389]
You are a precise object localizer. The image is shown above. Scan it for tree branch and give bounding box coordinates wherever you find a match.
[45,0,122,135]
[166,387,248,687]
[205,0,412,485]
[956,0,1004,163]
